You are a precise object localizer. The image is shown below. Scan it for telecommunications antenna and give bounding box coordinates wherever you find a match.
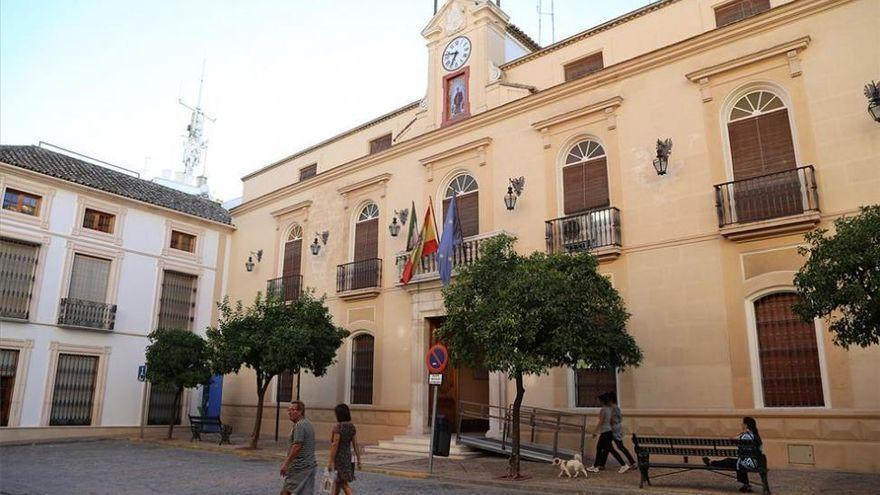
[179,61,216,179]
[537,0,556,45]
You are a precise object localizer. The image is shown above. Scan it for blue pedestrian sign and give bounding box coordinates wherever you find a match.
[137,364,147,382]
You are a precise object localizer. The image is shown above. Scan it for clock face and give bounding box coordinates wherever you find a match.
[442,36,471,71]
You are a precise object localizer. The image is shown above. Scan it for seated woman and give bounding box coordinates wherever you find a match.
[702,416,763,493]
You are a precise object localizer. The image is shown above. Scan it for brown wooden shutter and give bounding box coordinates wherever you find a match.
[584,157,610,210]
[282,240,302,277]
[575,368,617,408]
[369,134,393,154]
[354,219,379,261]
[444,193,479,238]
[563,164,586,215]
[755,293,824,407]
[277,371,294,403]
[351,335,374,404]
[564,52,604,82]
[715,0,770,27]
[299,164,317,181]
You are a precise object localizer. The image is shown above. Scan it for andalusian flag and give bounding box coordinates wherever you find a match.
[400,199,439,284]
[405,200,419,252]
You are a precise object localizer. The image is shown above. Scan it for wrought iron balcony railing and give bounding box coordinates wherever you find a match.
[545,206,621,254]
[337,258,382,292]
[266,274,303,302]
[57,298,116,331]
[394,230,506,282]
[714,165,818,227]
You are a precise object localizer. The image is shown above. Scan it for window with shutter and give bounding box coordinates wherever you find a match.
[575,367,617,408]
[299,164,317,181]
[68,254,111,303]
[277,371,295,403]
[82,208,115,234]
[49,354,98,426]
[353,203,379,262]
[0,238,39,320]
[157,270,197,330]
[443,174,479,238]
[170,230,197,253]
[0,349,20,426]
[350,334,374,405]
[564,52,604,82]
[2,188,41,216]
[754,293,825,407]
[562,140,609,215]
[369,134,393,154]
[715,0,770,27]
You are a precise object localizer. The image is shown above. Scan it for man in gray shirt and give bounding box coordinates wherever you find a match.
[280,401,316,495]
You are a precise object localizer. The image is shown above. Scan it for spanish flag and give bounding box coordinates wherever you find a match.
[400,200,439,284]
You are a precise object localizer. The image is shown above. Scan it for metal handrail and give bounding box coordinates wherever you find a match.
[336,258,382,292]
[266,274,303,302]
[57,298,116,331]
[545,206,621,254]
[713,165,818,227]
[395,230,508,280]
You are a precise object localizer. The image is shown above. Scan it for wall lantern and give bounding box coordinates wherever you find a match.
[865,81,880,123]
[245,249,263,272]
[653,138,673,176]
[504,176,525,211]
[310,231,329,256]
[388,208,408,237]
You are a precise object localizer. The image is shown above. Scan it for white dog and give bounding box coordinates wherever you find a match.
[552,453,589,478]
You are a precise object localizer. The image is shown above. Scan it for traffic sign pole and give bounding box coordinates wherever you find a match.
[425,344,449,475]
[428,382,439,474]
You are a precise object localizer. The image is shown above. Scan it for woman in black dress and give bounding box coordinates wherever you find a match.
[327,404,361,495]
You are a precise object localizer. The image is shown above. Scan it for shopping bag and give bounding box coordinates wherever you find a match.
[320,468,334,494]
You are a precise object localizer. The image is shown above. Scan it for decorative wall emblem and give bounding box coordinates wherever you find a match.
[488,61,503,83]
[444,2,465,34]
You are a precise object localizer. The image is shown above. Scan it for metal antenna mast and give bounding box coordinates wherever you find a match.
[537,0,555,45]
[178,61,215,179]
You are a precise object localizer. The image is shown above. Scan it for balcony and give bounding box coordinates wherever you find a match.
[336,258,382,300]
[57,298,116,331]
[545,206,622,261]
[394,230,507,285]
[266,274,303,302]
[714,165,820,242]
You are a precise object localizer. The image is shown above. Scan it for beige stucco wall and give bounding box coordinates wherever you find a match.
[222,0,880,472]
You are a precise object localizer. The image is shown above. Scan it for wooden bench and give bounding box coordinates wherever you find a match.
[189,415,233,445]
[632,435,770,494]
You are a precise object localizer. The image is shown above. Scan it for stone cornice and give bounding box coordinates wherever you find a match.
[231,0,849,217]
[686,36,811,82]
[336,173,393,196]
[418,137,492,166]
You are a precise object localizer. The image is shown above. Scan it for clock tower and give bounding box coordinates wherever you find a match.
[420,1,520,129]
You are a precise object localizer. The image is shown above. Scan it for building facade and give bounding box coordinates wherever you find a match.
[224,0,879,471]
[0,145,232,442]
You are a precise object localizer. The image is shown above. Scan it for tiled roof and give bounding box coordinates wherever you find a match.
[0,145,232,225]
[506,24,541,52]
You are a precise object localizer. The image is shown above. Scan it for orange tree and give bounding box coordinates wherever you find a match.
[437,234,642,478]
[207,291,348,449]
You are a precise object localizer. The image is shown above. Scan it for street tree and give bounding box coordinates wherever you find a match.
[795,205,880,348]
[206,291,348,449]
[144,328,213,439]
[437,234,643,478]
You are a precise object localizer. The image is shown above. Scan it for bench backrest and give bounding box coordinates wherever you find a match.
[189,415,222,425]
[632,435,759,459]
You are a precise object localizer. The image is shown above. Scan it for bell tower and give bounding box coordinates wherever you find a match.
[421,1,513,129]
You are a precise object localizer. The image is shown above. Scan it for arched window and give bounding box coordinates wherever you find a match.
[727,89,802,222]
[350,334,375,405]
[562,139,609,215]
[753,293,824,407]
[443,173,479,237]
[353,203,379,262]
[279,224,303,301]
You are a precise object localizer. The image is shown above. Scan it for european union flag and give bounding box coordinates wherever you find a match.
[437,192,463,286]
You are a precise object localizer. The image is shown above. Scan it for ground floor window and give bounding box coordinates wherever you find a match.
[277,370,294,403]
[754,292,825,407]
[350,334,374,405]
[49,354,99,426]
[0,349,20,426]
[574,367,617,408]
[147,383,182,425]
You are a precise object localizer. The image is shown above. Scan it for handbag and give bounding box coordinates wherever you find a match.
[320,468,334,494]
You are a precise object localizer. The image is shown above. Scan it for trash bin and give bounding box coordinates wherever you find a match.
[432,413,451,457]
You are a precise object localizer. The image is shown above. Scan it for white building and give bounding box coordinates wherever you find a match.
[0,145,233,442]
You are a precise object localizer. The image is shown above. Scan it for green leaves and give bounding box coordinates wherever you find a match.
[795,205,880,348]
[438,234,643,378]
[145,328,212,390]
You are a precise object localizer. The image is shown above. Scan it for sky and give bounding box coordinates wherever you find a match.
[1,0,652,201]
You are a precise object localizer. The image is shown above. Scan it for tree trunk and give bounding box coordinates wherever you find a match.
[167,385,182,440]
[249,374,269,449]
[507,370,526,478]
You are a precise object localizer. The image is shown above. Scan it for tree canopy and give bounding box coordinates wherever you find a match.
[145,327,213,439]
[206,290,349,448]
[436,234,642,476]
[795,205,880,348]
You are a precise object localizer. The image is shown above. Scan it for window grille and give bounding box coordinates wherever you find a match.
[1,349,20,426]
[49,354,98,426]
[715,0,770,27]
[277,371,295,403]
[147,383,181,425]
[369,134,393,154]
[564,52,604,82]
[350,335,375,404]
[0,238,39,319]
[575,367,616,408]
[157,271,197,330]
[299,164,317,181]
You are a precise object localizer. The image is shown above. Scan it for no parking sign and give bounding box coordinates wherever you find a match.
[426,344,449,374]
